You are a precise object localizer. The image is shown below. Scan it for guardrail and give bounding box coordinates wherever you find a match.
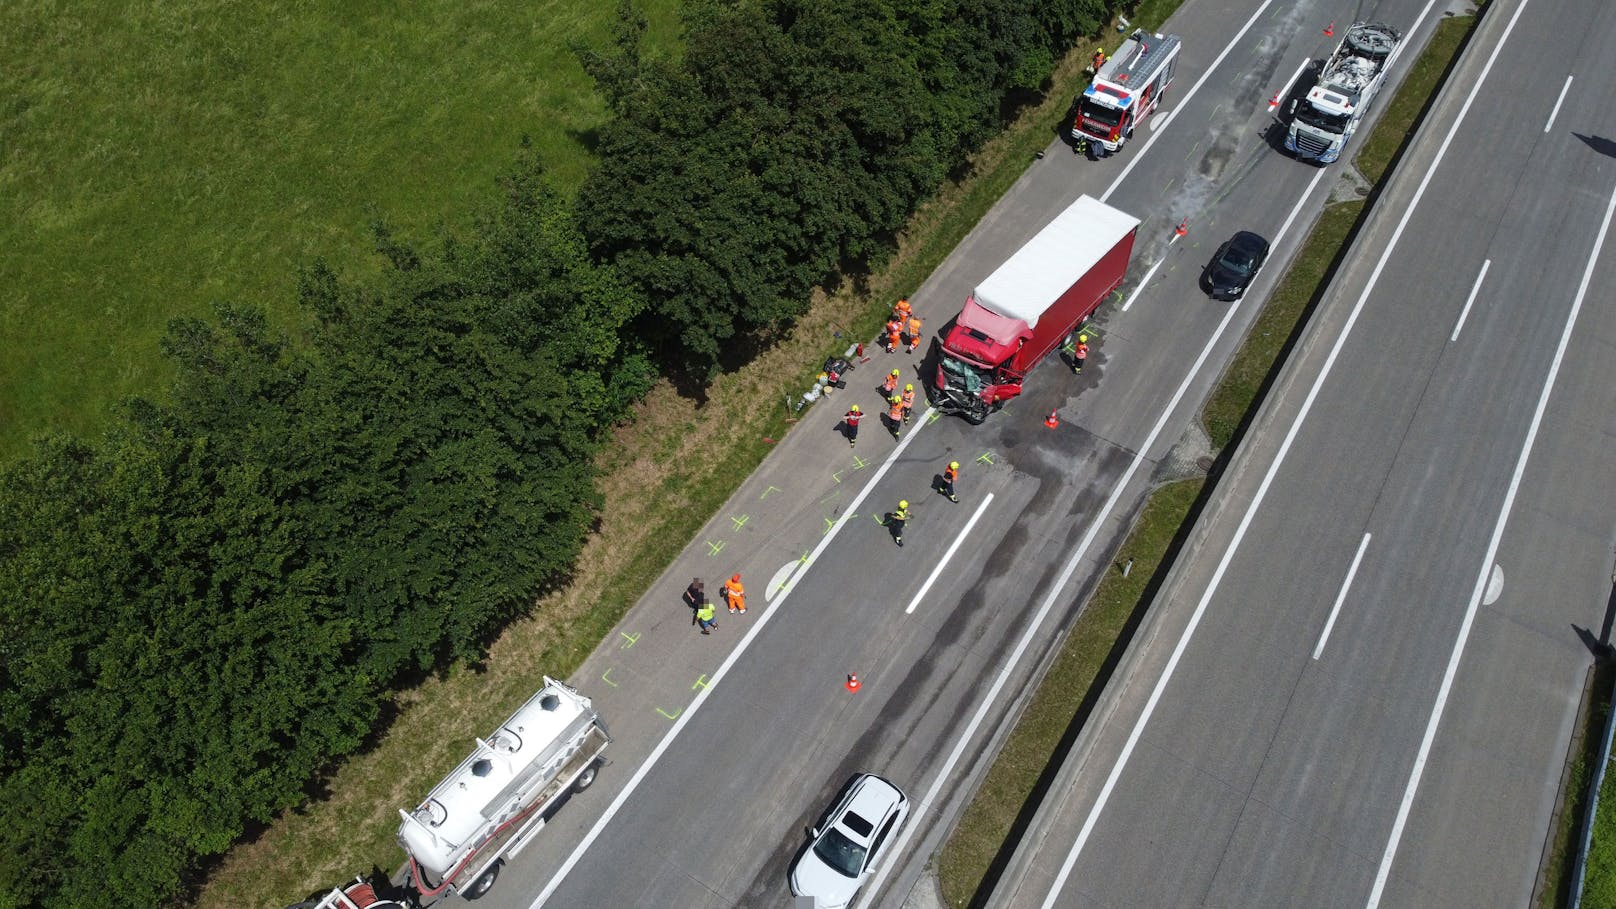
[1570,661,1616,907]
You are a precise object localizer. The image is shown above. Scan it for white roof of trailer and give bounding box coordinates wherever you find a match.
[973,196,1140,327]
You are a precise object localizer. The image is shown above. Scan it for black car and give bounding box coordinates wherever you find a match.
[1203,231,1271,300]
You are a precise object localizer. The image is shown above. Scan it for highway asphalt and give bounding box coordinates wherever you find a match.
[402,0,1461,906]
[989,0,1616,907]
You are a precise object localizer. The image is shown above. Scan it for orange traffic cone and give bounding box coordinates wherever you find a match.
[1174,219,1188,238]
[1045,409,1060,429]
[1323,20,1335,37]
[845,673,862,693]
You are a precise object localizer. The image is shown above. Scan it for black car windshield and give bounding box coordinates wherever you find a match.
[812,828,867,878]
[1078,98,1123,128]
[1295,104,1350,132]
[1217,249,1256,276]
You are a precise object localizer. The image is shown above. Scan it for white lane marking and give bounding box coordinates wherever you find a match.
[1270,58,1311,111]
[1313,533,1372,660]
[767,560,799,602]
[1044,0,1476,894]
[863,240,1262,909]
[1450,258,1490,342]
[528,410,937,908]
[1120,257,1165,311]
[1544,75,1573,133]
[1100,0,1280,204]
[1365,178,1616,908]
[905,494,994,615]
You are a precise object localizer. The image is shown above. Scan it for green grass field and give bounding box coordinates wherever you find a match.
[0,0,677,461]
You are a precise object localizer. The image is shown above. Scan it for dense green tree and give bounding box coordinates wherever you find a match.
[578,0,1109,377]
[0,154,649,908]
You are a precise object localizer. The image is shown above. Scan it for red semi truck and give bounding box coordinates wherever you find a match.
[931,195,1139,422]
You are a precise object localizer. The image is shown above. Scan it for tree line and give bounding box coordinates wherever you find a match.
[0,1,1110,905]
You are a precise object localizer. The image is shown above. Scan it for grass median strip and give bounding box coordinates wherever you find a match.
[934,12,1477,907]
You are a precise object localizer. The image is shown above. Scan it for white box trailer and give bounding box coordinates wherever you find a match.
[398,677,610,902]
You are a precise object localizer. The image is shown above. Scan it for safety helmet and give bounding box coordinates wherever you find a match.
[850,405,860,413]
[1079,334,1088,343]
[891,369,900,376]
[949,461,959,470]
[731,574,740,583]
[890,395,900,403]
[899,500,909,509]
[905,383,913,391]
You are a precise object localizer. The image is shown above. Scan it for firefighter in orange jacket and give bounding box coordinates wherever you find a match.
[883,368,900,396]
[905,316,923,353]
[886,318,903,353]
[724,574,746,614]
[893,298,912,324]
[886,395,904,439]
[901,384,916,423]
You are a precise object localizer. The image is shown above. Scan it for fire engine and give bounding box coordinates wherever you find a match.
[1071,29,1182,155]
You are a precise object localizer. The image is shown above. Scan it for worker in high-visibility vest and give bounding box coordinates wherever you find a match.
[893,298,912,324]
[940,461,960,503]
[886,318,903,353]
[886,395,904,439]
[724,574,746,614]
[883,500,911,546]
[900,384,916,424]
[905,316,923,353]
[883,368,900,396]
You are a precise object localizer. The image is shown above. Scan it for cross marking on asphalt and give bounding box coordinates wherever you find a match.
[619,632,640,649]
[707,540,726,557]
[730,514,749,531]
[692,675,710,691]
[976,451,995,465]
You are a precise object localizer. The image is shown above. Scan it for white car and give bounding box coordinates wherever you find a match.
[789,773,910,909]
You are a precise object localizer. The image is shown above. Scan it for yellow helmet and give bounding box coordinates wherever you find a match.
[1079,333,1088,343]
[850,404,860,413]
[899,500,909,509]
[949,461,959,470]
[890,395,900,404]
[891,369,900,376]
[905,383,913,391]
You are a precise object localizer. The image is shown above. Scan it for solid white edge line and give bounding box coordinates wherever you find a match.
[1312,533,1372,660]
[864,256,1258,909]
[1039,0,1454,899]
[1544,74,1573,133]
[1364,178,1616,908]
[1450,258,1491,342]
[905,494,995,615]
[1120,257,1166,311]
[528,409,937,908]
[1100,0,1280,204]
[1272,58,1310,110]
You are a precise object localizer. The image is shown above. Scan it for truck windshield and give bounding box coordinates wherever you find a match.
[1295,103,1350,132]
[1078,98,1124,129]
[940,355,990,396]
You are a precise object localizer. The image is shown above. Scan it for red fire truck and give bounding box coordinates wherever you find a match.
[1072,29,1183,155]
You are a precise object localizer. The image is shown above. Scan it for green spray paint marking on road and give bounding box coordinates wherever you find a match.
[976,451,995,465]
[601,668,619,688]
[707,540,726,557]
[851,454,871,470]
[761,485,783,499]
[656,707,682,720]
[927,409,943,425]
[619,631,640,649]
[832,470,845,484]
[730,514,750,531]
[692,675,710,691]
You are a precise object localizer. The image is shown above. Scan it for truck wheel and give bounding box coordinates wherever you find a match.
[464,863,500,900]
[573,761,599,792]
[963,404,989,425]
